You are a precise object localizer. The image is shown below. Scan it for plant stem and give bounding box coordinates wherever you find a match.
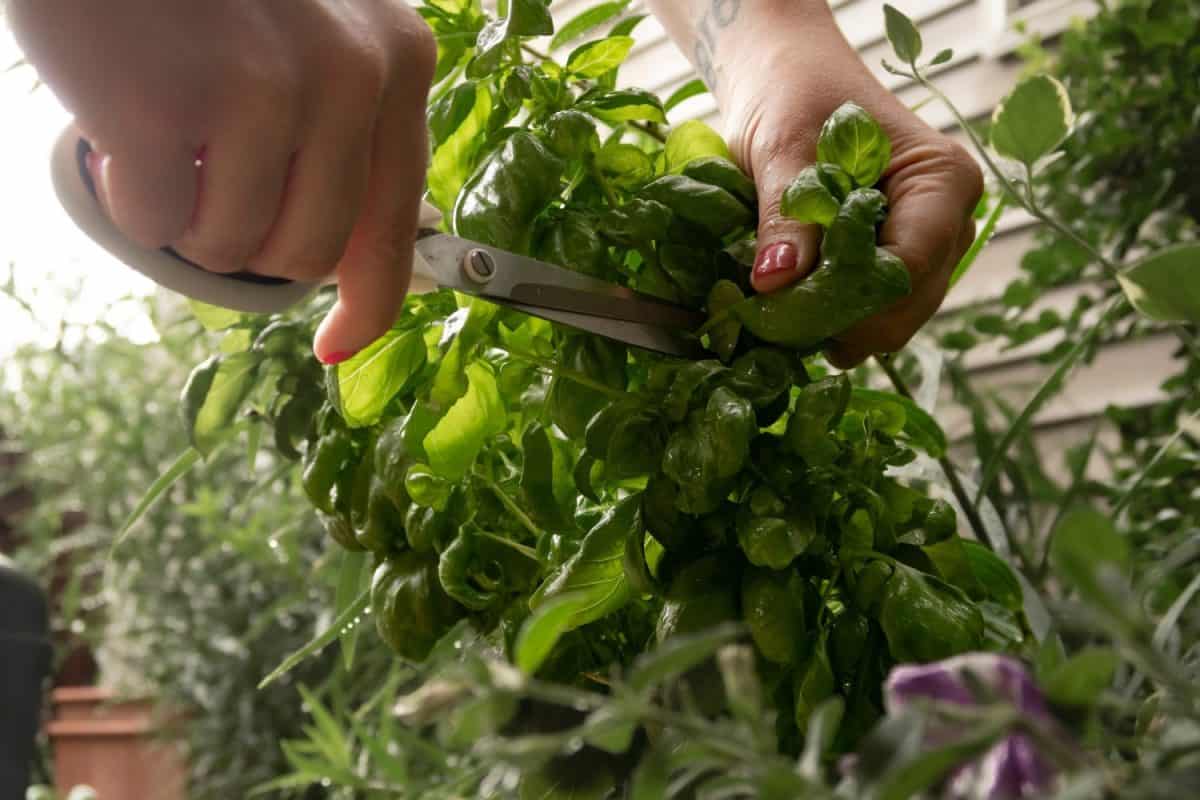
[875,355,998,554]
[519,43,668,143]
[503,348,626,400]
[921,68,1200,367]
[1112,408,1200,518]
[473,473,546,551]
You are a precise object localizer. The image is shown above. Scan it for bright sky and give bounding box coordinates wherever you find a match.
[0,28,159,359]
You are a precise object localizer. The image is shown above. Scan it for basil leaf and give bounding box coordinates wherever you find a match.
[550,0,630,50]
[471,0,554,78]
[682,156,756,206]
[186,351,262,456]
[664,119,733,173]
[817,102,892,188]
[337,328,426,428]
[578,88,668,124]
[428,83,478,148]
[849,387,947,457]
[513,592,583,674]
[664,78,709,112]
[565,35,635,78]
[520,423,574,529]
[596,141,655,189]
[423,361,506,479]
[531,494,641,630]
[428,84,492,213]
[642,174,753,237]
[781,165,841,227]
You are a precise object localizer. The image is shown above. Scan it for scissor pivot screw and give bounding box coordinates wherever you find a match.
[464,249,495,284]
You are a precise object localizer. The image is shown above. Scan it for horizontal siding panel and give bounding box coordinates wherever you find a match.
[837,0,974,50]
[943,219,1040,312]
[899,55,1025,131]
[948,413,1124,486]
[936,333,1178,440]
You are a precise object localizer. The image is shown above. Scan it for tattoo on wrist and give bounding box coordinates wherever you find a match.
[693,0,742,90]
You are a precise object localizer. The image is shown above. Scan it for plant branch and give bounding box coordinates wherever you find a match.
[875,355,999,555]
[519,43,668,143]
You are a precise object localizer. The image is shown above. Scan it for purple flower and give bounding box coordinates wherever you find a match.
[883,654,1061,799]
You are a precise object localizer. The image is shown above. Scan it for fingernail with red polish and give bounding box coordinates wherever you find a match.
[752,242,798,282]
[320,350,356,366]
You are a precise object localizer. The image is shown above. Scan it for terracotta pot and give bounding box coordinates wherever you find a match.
[47,688,187,800]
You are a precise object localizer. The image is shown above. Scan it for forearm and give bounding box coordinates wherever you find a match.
[644,0,844,103]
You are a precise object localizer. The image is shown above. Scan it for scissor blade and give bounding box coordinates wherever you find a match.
[496,299,708,359]
[414,234,705,328]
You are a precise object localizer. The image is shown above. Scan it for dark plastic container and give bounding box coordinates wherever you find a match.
[0,559,52,798]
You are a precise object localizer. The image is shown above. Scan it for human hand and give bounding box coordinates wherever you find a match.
[10,0,437,363]
[714,4,984,367]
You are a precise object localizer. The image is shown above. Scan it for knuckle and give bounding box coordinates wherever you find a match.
[177,239,259,274]
[940,141,984,204]
[258,244,345,282]
[401,20,439,86]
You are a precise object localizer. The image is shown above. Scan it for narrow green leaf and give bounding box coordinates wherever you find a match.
[113,420,249,550]
[799,697,844,780]
[1116,243,1200,323]
[630,745,671,800]
[975,297,1123,501]
[337,328,427,428]
[990,74,1074,166]
[664,78,708,112]
[628,622,742,692]
[296,684,353,769]
[1041,647,1118,707]
[883,4,923,64]
[550,0,631,50]
[246,419,262,474]
[876,717,1010,800]
[114,449,200,544]
[336,550,370,670]
[514,592,584,674]
[950,195,1006,289]
[929,47,954,66]
[609,13,647,37]
[1153,570,1200,651]
[259,588,370,689]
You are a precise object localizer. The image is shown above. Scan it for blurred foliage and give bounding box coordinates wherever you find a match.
[0,289,392,799]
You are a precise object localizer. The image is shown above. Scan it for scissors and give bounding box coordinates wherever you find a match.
[49,125,707,358]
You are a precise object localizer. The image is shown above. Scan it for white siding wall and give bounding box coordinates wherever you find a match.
[547,0,1175,461]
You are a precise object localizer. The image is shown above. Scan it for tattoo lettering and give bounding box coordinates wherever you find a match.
[692,0,742,91]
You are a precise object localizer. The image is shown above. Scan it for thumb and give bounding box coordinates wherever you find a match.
[749,156,824,294]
